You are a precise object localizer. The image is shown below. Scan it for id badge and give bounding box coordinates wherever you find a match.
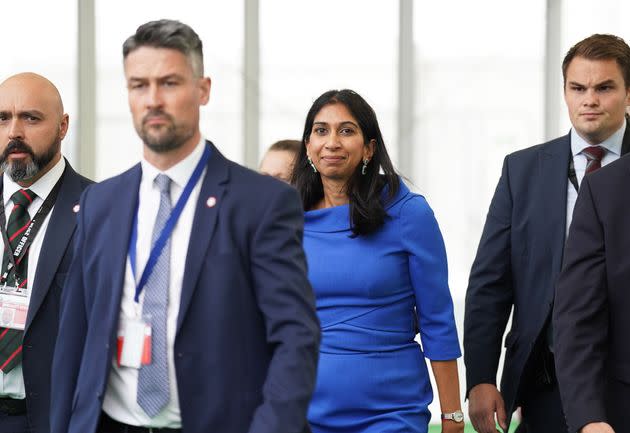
[0,286,29,330]
[117,316,152,369]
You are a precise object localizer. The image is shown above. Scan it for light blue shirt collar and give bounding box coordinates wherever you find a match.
[571,121,626,157]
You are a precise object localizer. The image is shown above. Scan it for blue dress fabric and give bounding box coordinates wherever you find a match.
[305,181,461,433]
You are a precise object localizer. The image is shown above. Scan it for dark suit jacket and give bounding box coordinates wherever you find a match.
[50,142,320,433]
[554,150,630,433]
[13,161,92,433]
[464,123,630,425]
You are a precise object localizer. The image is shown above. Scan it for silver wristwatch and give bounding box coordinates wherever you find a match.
[441,410,464,423]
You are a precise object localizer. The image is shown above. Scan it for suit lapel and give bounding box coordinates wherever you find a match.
[25,162,85,332]
[538,134,571,272]
[176,142,228,333]
[108,165,142,311]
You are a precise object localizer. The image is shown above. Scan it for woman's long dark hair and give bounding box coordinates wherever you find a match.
[291,89,399,236]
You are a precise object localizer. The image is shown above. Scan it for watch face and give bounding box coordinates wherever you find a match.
[453,411,464,422]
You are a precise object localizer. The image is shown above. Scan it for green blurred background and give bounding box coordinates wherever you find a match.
[428,423,519,432]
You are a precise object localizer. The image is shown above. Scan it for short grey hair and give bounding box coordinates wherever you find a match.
[123,19,204,77]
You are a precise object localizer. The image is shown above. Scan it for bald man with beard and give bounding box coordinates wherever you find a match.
[0,73,92,433]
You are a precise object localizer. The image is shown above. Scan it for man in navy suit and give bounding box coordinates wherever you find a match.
[50,20,320,433]
[464,34,630,433]
[0,73,92,433]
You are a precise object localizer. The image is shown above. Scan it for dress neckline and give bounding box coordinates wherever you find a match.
[304,179,411,233]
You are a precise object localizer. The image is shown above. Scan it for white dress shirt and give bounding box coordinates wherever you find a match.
[0,157,66,398]
[565,122,625,237]
[103,139,206,428]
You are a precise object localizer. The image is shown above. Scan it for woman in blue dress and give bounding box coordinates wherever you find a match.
[291,89,463,433]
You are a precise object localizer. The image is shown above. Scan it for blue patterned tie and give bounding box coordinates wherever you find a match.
[137,174,171,417]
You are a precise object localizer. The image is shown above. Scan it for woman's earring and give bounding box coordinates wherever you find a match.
[308,156,318,173]
[362,159,369,175]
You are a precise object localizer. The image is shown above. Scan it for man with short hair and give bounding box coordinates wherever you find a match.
[50,20,320,433]
[464,33,630,433]
[259,139,301,182]
[0,72,92,433]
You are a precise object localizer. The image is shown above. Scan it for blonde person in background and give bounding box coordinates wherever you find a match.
[259,139,301,183]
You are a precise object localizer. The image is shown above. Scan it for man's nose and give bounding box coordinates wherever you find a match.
[7,119,24,140]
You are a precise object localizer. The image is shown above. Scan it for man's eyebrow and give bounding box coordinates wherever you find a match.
[20,110,46,118]
[128,73,185,82]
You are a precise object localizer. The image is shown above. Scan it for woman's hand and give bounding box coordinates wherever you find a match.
[441,420,465,433]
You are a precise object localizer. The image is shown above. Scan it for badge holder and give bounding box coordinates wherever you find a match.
[0,281,29,331]
[117,313,152,369]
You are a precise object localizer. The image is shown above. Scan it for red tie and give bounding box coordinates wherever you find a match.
[583,146,606,174]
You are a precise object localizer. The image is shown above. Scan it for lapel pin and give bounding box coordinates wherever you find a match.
[72,204,80,213]
[206,196,217,208]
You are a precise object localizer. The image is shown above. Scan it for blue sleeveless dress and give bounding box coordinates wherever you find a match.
[305,182,461,433]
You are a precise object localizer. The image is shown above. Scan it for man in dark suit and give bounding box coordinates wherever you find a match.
[554,47,630,433]
[464,34,630,433]
[50,19,320,433]
[0,73,92,433]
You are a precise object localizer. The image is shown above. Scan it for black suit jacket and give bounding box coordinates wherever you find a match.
[464,121,630,425]
[554,148,630,433]
[8,161,92,433]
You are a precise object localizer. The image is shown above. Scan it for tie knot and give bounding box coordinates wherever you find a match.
[154,174,171,195]
[10,189,35,208]
[582,146,606,162]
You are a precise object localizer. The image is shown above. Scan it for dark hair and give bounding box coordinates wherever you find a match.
[562,34,630,88]
[123,19,204,77]
[291,89,399,236]
[268,139,301,155]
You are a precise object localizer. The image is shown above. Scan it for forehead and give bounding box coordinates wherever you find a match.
[124,46,194,79]
[0,80,57,113]
[314,103,357,123]
[262,150,295,166]
[566,57,624,81]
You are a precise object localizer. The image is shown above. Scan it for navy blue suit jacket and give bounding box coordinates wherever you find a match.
[50,143,320,433]
[554,151,630,433]
[464,124,630,423]
[15,162,92,433]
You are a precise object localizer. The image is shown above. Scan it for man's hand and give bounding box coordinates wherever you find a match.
[581,422,615,433]
[468,383,507,433]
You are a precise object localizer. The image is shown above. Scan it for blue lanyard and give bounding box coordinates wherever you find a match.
[128,145,211,303]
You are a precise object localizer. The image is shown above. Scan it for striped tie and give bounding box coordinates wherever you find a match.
[583,146,606,174]
[0,189,35,373]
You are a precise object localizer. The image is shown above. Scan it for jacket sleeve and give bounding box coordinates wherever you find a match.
[464,155,515,395]
[553,176,608,433]
[247,185,321,433]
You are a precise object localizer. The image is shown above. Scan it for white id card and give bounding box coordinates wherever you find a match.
[119,320,145,368]
[0,286,29,330]
[117,318,152,369]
